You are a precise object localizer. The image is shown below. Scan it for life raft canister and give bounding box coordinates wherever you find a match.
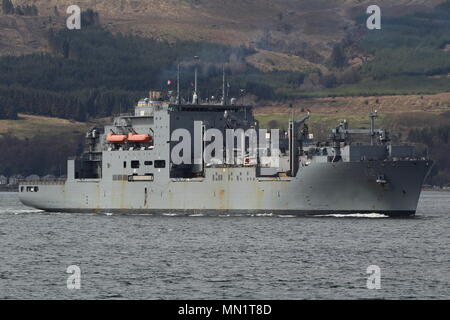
[106,133,127,143]
[127,133,153,143]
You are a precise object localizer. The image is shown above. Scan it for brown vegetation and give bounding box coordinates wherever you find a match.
[255,93,450,116]
[1,0,444,65]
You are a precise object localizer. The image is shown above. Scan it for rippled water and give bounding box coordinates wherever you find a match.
[0,191,448,299]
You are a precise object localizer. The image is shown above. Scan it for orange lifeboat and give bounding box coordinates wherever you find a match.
[106,133,127,143]
[127,133,152,143]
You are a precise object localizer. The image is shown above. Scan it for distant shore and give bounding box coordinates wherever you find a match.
[422,187,450,192]
[1,187,448,193]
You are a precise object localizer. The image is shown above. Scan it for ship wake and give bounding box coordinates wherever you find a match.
[316,213,389,218]
[1,208,45,215]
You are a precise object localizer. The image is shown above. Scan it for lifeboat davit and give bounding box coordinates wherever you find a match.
[128,133,152,143]
[106,133,127,143]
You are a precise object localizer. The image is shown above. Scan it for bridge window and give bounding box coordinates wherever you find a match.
[131,160,140,169]
[144,161,153,166]
[154,160,166,168]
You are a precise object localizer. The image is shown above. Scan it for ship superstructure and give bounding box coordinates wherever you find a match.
[19,91,432,216]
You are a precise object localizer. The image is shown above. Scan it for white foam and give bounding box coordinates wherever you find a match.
[3,209,44,215]
[316,213,389,218]
[254,213,274,217]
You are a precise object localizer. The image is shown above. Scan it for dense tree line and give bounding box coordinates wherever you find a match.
[360,2,450,80]
[0,133,83,177]
[81,9,100,27]
[408,123,450,186]
[1,0,38,15]
[0,84,142,121]
[287,1,450,97]
[0,25,265,120]
[0,96,17,119]
[328,43,347,69]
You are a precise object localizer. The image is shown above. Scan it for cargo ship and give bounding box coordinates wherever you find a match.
[19,89,432,216]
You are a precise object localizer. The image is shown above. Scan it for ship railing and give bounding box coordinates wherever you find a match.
[111,112,134,118]
[18,179,66,185]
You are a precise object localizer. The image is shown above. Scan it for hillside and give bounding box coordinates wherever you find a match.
[2,0,450,90]
[0,113,91,139]
[0,0,445,60]
[255,93,450,140]
[0,114,92,177]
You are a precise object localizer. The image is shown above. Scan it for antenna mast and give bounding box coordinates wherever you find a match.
[369,107,378,146]
[193,56,199,104]
[222,65,226,106]
[176,63,180,104]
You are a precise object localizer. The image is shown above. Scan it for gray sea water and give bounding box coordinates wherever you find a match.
[0,191,448,300]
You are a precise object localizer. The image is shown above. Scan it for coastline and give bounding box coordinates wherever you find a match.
[422,187,450,192]
[1,187,448,193]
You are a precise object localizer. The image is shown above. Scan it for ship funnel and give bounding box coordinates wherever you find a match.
[222,65,227,106]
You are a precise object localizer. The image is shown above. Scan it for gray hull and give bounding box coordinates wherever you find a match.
[19,160,431,216]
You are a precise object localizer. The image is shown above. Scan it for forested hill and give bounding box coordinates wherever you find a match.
[0,23,260,121]
[4,3,450,121]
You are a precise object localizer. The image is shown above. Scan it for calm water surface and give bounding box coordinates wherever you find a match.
[0,191,448,299]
